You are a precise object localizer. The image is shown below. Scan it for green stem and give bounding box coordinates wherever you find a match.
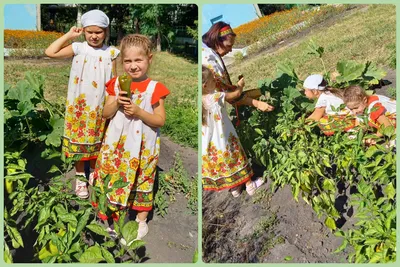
[320,57,327,75]
[42,98,64,117]
[25,116,33,137]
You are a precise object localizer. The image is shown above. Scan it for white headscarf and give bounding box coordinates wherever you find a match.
[303,74,326,90]
[81,10,109,28]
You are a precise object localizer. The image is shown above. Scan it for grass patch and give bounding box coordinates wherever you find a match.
[4,51,198,148]
[229,4,396,89]
[3,59,70,105]
[154,152,198,216]
[387,87,396,99]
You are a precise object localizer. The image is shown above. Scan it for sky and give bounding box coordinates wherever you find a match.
[4,4,37,30]
[4,4,259,33]
[202,4,259,34]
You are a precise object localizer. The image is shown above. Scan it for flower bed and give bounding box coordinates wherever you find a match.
[4,29,64,49]
[233,4,351,47]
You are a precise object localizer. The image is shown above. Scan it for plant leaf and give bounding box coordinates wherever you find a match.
[86,223,110,238]
[121,221,139,246]
[79,246,105,263]
[101,247,115,263]
[324,217,337,230]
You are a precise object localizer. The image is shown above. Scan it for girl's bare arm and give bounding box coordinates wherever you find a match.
[376,114,394,137]
[307,107,325,121]
[45,26,82,58]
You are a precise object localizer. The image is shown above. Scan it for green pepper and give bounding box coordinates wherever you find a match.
[118,73,132,98]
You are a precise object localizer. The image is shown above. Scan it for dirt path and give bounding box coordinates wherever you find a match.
[203,5,396,263]
[142,136,198,263]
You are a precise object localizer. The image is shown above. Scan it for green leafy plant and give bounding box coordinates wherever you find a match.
[232,42,395,263]
[3,72,144,263]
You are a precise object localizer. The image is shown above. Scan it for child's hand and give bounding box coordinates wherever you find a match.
[237,77,245,89]
[118,91,131,106]
[256,101,274,112]
[123,102,141,117]
[68,26,83,39]
[364,138,377,146]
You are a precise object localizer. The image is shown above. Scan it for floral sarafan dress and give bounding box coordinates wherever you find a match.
[202,91,253,191]
[63,41,119,161]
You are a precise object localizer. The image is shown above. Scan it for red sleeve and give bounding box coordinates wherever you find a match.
[369,102,386,122]
[105,77,118,96]
[151,82,170,105]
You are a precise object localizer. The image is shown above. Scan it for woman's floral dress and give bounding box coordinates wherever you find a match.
[63,41,119,161]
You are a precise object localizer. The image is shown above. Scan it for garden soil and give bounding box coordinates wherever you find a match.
[203,5,396,264]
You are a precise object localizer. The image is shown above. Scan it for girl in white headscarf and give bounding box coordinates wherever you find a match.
[45,9,120,199]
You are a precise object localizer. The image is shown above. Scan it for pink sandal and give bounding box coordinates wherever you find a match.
[88,169,95,186]
[246,177,265,196]
[75,177,89,199]
[229,185,242,198]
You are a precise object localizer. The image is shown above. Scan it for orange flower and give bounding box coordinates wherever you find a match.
[129,158,139,170]
[92,81,98,88]
[102,162,118,174]
[89,111,97,120]
[233,6,333,46]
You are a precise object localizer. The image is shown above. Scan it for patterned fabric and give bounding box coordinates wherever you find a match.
[318,115,356,136]
[219,26,233,37]
[314,92,355,136]
[202,43,236,93]
[202,92,252,191]
[63,41,120,161]
[315,92,350,116]
[366,95,396,129]
[92,79,162,217]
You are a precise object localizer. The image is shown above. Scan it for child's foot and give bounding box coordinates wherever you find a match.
[135,217,149,240]
[120,218,148,246]
[75,174,88,199]
[88,168,95,186]
[229,185,242,198]
[246,177,265,196]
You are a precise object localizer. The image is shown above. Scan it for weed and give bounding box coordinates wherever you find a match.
[252,214,278,239]
[386,87,396,99]
[154,152,197,216]
[252,187,272,206]
[234,51,244,62]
